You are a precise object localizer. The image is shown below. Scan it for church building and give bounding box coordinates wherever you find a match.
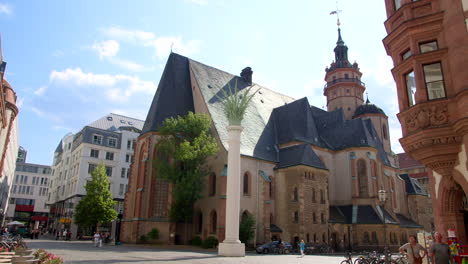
[121,28,426,250]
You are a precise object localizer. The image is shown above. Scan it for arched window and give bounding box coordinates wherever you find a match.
[243,172,250,195]
[210,210,217,234]
[209,173,216,196]
[357,159,369,197]
[364,232,370,243]
[383,124,388,140]
[294,211,299,223]
[196,211,203,233]
[293,187,298,201]
[312,188,316,203]
[269,176,273,199]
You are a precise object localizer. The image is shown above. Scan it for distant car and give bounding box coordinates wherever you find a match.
[256,241,293,254]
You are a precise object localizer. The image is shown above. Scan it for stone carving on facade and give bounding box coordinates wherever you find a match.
[404,135,461,152]
[404,103,449,133]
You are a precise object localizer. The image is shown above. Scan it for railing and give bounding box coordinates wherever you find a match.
[324,78,365,88]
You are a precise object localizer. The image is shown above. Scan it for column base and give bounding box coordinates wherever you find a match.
[218,241,245,257]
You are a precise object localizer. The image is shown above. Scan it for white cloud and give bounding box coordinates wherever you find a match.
[184,0,208,5]
[49,68,157,102]
[107,57,154,72]
[0,3,12,15]
[34,86,47,96]
[101,27,201,60]
[92,40,120,59]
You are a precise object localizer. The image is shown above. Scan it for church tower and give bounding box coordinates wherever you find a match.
[324,28,365,120]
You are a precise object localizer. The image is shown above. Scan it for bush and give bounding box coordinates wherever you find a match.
[139,235,147,242]
[147,228,159,240]
[191,236,202,246]
[202,236,218,249]
[239,213,255,244]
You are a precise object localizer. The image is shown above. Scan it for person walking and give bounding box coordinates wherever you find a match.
[399,235,427,264]
[299,239,305,257]
[93,232,101,247]
[429,232,453,264]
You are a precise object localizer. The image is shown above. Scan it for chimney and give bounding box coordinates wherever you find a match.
[240,67,253,85]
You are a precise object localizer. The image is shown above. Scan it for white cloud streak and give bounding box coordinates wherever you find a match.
[34,86,47,96]
[92,40,120,59]
[0,3,12,15]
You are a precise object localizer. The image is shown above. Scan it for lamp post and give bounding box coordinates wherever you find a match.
[378,189,388,264]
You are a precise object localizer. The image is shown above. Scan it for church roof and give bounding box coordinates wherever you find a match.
[395,213,423,229]
[353,100,387,118]
[275,144,326,170]
[142,53,391,167]
[399,174,427,196]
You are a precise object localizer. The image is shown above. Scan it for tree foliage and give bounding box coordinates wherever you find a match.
[74,163,117,229]
[154,112,218,223]
[239,213,256,244]
[217,80,258,126]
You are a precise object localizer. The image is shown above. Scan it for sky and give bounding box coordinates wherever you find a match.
[0,0,403,165]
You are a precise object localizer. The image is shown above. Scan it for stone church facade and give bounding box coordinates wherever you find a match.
[121,29,428,250]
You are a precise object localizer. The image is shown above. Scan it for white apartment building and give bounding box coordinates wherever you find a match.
[7,162,51,229]
[47,113,142,237]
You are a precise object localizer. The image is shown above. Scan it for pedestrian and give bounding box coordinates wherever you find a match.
[299,239,305,257]
[429,232,453,264]
[399,235,427,264]
[62,230,67,241]
[55,230,60,240]
[93,232,101,247]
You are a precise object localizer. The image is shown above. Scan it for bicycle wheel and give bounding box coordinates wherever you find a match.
[341,260,351,264]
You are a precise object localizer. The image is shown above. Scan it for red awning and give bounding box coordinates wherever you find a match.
[31,216,48,222]
[15,205,34,212]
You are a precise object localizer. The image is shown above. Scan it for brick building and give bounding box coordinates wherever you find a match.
[383,0,468,242]
[122,29,429,250]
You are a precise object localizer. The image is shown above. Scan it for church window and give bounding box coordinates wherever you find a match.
[423,62,446,100]
[243,172,250,195]
[210,210,217,233]
[196,211,203,233]
[293,211,299,223]
[419,40,438,53]
[269,179,273,199]
[405,71,416,107]
[293,187,298,201]
[209,173,216,196]
[357,159,369,197]
[383,124,388,140]
[402,49,411,60]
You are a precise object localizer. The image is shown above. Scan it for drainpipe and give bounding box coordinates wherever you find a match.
[254,161,259,247]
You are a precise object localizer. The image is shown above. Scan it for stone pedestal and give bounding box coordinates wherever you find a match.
[218,125,245,257]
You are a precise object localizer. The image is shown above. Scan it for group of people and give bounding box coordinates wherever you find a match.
[93,232,111,247]
[399,232,452,264]
[54,229,72,241]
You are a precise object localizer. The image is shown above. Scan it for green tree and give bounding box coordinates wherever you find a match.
[154,112,218,225]
[239,213,255,245]
[74,163,117,231]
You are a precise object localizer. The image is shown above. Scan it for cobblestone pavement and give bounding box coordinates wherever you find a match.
[26,238,344,264]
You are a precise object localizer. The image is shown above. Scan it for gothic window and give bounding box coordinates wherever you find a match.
[423,62,446,100]
[269,176,273,199]
[294,211,299,223]
[405,71,416,107]
[357,159,369,197]
[293,187,298,201]
[210,210,217,234]
[209,173,216,196]
[383,124,388,140]
[243,172,250,195]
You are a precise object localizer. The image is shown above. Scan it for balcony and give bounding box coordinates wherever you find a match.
[324,78,365,89]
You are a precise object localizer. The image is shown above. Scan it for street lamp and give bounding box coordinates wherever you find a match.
[378,189,388,264]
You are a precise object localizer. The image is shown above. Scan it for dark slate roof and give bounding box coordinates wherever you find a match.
[275,144,327,170]
[353,101,387,118]
[396,213,423,228]
[143,53,391,168]
[357,205,383,224]
[141,53,195,134]
[400,174,427,195]
[378,206,399,225]
[270,224,283,233]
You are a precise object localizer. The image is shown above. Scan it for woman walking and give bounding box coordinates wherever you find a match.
[399,235,427,264]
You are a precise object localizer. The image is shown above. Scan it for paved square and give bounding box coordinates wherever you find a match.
[27,238,344,264]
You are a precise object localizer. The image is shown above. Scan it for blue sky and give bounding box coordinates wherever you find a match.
[0,0,402,165]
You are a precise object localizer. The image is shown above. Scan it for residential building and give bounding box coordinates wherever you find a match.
[47,113,142,237]
[122,29,427,250]
[0,37,19,226]
[383,0,468,242]
[7,161,51,229]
